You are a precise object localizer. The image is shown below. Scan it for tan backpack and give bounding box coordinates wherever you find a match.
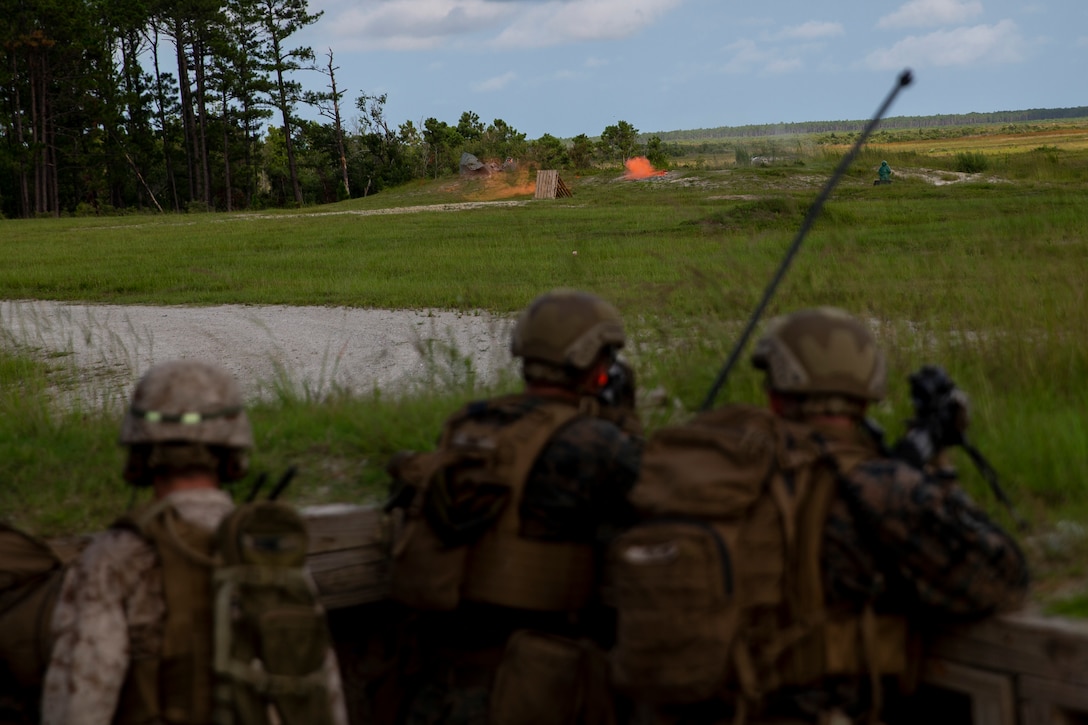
[112,498,336,725]
[0,522,65,720]
[606,405,908,710]
[387,394,597,613]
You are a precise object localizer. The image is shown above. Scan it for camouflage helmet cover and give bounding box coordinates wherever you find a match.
[751,307,886,401]
[510,289,625,370]
[119,359,253,448]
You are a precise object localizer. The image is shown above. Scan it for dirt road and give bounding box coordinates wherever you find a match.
[1,300,514,407]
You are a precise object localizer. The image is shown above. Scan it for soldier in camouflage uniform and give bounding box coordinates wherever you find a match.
[750,307,1029,722]
[41,360,348,725]
[386,290,643,725]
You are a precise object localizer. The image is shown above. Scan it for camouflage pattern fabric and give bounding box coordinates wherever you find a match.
[823,456,1029,617]
[518,402,642,543]
[41,488,349,725]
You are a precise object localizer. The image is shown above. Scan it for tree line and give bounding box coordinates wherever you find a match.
[0,0,672,219]
[652,107,1088,142]
[12,0,1073,219]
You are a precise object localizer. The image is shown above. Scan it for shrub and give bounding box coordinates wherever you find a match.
[953,151,989,173]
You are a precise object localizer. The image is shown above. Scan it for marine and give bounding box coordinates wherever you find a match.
[383,289,643,725]
[609,307,1028,724]
[41,359,349,725]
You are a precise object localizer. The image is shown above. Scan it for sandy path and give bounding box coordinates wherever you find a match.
[1,300,514,407]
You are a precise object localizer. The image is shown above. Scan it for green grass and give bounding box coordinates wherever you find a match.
[2,137,1087,609]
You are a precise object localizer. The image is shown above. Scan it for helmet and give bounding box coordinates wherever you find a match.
[751,307,886,402]
[119,360,253,449]
[510,290,625,371]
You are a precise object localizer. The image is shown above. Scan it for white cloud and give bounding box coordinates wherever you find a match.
[775,21,844,41]
[720,39,801,76]
[866,20,1025,69]
[719,21,839,75]
[321,0,515,51]
[492,0,684,48]
[317,0,684,51]
[471,71,517,92]
[764,57,803,74]
[720,39,764,73]
[878,0,983,30]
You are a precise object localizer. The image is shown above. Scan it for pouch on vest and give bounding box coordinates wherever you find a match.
[606,405,908,707]
[213,501,335,725]
[608,519,740,704]
[489,630,615,725]
[387,396,589,612]
[0,521,65,706]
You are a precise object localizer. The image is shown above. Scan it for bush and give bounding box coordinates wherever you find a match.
[953,151,989,173]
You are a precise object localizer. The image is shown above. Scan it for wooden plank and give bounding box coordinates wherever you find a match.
[302,503,383,555]
[555,174,572,198]
[926,612,1088,688]
[920,658,1016,725]
[1020,672,1088,711]
[1019,699,1079,725]
[310,559,389,610]
[302,504,390,610]
[535,170,559,199]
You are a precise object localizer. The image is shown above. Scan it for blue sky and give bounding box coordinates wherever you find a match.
[294,0,1087,139]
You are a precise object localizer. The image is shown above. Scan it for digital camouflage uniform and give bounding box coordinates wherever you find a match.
[41,488,349,725]
[399,395,643,725]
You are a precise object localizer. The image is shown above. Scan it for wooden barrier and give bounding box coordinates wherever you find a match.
[534,169,572,199]
[300,504,1088,725]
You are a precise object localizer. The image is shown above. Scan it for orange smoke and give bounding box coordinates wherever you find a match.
[624,156,666,180]
[464,169,536,201]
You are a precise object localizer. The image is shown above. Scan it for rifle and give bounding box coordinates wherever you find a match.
[895,365,1029,530]
[244,466,298,502]
[700,69,914,411]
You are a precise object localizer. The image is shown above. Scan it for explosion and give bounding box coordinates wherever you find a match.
[624,156,666,180]
[465,168,537,201]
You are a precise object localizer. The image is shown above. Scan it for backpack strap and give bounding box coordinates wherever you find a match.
[754,423,908,699]
[0,521,66,700]
[807,432,908,720]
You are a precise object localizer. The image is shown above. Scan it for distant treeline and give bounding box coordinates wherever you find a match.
[648,107,1088,142]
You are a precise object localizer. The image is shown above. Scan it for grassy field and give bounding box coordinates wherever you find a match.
[2,122,1087,611]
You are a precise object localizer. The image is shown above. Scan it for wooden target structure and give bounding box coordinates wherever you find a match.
[534,170,572,199]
